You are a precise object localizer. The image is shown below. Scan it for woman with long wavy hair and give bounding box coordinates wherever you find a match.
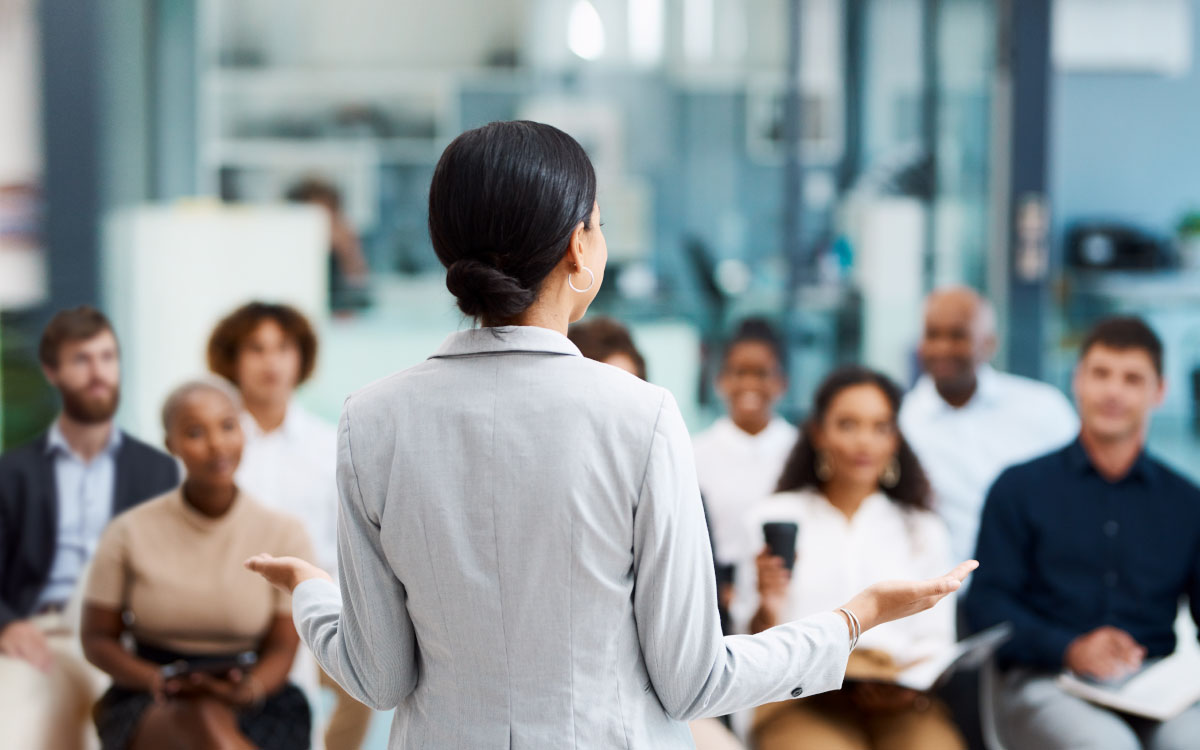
[740,366,966,750]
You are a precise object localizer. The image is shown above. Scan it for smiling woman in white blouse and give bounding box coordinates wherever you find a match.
[692,318,798,569]
[738,366,965,750]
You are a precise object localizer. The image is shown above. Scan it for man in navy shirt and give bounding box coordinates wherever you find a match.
[965,317,1200,750]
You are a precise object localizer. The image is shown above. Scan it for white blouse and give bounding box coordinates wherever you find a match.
[692,416,799,565]
[732,489,956,664]
[236,404,339,576]
[899,365,1078,566]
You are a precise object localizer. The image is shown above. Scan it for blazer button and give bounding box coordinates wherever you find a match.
[791,687,803,698]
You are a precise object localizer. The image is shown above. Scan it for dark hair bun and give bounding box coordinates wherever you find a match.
[445,259,536,321]
[429,121,597,324]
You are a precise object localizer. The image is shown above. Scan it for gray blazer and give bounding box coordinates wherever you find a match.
[293,326,849,748]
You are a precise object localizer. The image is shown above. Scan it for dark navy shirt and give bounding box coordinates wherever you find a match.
[964,438,1200,671]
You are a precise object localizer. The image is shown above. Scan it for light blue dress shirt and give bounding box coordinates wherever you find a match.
[35,421,122,609]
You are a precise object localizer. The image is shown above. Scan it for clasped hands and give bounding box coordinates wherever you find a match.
[1066,625,1147,682]
[153,667,260,708]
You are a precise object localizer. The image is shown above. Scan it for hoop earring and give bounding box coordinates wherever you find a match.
[881,456,901,488]
[568,266,595,293]
[815,452,834,482]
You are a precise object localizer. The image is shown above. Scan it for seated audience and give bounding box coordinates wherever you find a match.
[286,177,372,314]
[900,285,1078,568]
[208,301,372,750]
[738,367,963,750]
[567,316,648,379]
[0,307,178,750]
[80,378,314,750]
[693,318,797,568]
[965,317,1200,750]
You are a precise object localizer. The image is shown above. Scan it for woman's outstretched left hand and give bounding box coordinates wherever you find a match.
[244,554,332,594]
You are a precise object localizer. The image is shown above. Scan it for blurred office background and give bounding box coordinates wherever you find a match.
[3,0,1200,745]
[3,0,1200,490]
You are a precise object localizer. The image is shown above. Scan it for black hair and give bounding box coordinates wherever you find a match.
[1080,316,1164,377]
[721,317,787,375]
[776,366,932,511]
[429,120,597,324]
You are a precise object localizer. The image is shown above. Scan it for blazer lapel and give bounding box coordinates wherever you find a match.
[112,431,133,516]
[35,435,59,578]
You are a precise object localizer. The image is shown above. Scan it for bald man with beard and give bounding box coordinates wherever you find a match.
[898,286,1079,568]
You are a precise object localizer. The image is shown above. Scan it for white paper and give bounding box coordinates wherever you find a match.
[1057,648,1200,721]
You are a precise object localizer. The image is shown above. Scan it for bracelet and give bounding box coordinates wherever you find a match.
[837,607,861,651]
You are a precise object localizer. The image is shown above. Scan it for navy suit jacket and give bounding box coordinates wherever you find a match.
[0,430,179,630]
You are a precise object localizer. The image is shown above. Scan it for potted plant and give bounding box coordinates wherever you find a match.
[1178,210,1200,268]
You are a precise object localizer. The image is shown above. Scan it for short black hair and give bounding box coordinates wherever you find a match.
[429,120,597,324]
[1080,316,1163,377]
[721,317,787,375]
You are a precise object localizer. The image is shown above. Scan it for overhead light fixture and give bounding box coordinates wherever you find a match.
[568,0,606,61]
[628,0,665,66]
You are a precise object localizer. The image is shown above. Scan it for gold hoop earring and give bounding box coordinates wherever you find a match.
[881,456,901,488]
[815,452,834,482]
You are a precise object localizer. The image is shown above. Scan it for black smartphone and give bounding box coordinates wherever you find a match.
[160,651,258,680]
[715,562,736,589]
[762,521,799,571]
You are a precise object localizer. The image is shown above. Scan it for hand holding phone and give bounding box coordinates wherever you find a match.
[762,521,799,571]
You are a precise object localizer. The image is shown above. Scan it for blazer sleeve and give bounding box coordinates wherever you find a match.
[632,391,850,721]
[291,397,418,710]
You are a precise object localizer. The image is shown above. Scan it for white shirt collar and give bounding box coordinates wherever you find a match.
[711,415,795,447]
[914,364,1002,414]
[240,402,305,441]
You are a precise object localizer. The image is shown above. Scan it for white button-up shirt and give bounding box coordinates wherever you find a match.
[692,416,799,565]
[236,404,339,575]
[733,490,955,663]
[38,421,122,608]
[899,365,1079,565]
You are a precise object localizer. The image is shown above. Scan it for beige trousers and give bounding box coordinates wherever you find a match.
[0,613,108,750]
[319,667,375,750]
[752,689,965,750]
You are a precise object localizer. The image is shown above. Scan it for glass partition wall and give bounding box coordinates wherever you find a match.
[191,0,1000,426]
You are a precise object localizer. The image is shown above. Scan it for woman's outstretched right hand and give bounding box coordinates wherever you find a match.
[839,560,978,635]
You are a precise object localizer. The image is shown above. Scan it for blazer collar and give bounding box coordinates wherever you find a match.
[430,326,582,359]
